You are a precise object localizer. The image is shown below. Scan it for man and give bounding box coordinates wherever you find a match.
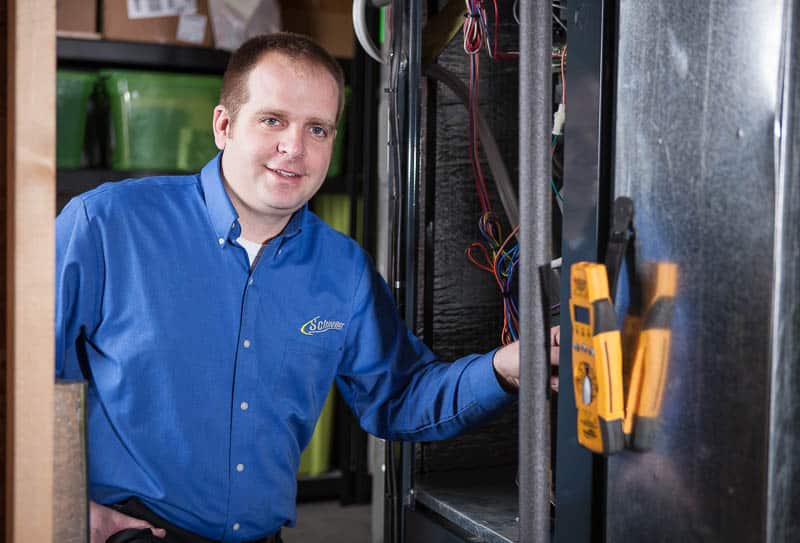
[56,33,539,543]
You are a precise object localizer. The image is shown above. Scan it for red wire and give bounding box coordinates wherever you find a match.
[468,57,482,211]
[463,0,523,344]
[486,0,518,60]
[492,0,499,59]
[473,59,490,212]
[492,226,520,292]
[469,53,491,215]
[466,242,494,273]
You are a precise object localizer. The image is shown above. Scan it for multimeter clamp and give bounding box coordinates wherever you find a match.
[569,197,677,455]
[604,196,635,300]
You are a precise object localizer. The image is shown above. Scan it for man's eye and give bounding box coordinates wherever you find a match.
[310,126,328,138]
[262,117,280,126]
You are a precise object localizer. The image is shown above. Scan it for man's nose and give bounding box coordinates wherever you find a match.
[277,127,305,157]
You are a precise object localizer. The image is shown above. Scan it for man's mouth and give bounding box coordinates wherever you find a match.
[267,166,303,179]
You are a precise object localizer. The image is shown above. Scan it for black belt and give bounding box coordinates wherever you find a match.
[108,498,282,543]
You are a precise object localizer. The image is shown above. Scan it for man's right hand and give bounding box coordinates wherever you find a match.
[90,500,166,543]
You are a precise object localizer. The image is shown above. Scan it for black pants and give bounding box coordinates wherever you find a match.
[108,498,282,543]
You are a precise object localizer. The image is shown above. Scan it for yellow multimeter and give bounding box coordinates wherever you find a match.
[569,262,625,455]
[622,262,678,451]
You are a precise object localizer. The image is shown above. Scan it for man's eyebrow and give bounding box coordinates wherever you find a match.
[307,117,337,130]
[253,108,288,118]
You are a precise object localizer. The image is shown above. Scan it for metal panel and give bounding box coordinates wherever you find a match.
[608,1,782,541]
[768,1,800,539]
[406,507,479,543]
[554,1,617,542]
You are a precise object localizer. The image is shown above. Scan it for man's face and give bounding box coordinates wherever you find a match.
[213,52,339,233]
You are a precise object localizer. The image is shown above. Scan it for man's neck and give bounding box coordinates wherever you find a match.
[219,176,296,244]
[238,210,293,245]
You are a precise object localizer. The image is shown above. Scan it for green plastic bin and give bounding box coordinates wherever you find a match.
[57,70,98,169]
[326,86,351,178]
[100,70,222,172]
[310,193,364,243]
[297,194,364,478]
[298,387,336,477]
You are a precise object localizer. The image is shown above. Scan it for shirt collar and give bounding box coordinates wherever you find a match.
[282,203,306,239]
[200,152,306,244]
[200,153,239,241]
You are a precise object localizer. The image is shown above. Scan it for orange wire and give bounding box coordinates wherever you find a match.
[492,225,520,291]
[466,243,494,273]
[492,225,520,345]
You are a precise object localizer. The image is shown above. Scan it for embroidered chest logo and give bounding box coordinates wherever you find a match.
[300,316,346,336]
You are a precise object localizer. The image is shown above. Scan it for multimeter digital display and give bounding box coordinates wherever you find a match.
[573,305,590,324]
[569,262,625,455]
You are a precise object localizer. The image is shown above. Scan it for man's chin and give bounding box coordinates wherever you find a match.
[264,201,305,217]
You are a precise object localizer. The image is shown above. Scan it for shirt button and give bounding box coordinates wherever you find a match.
[243,339,251,348]
[236,463,245,472]
[248,278,254,286]
[240,401,249,411]
[218,237,225,246]
[232,523,240,531]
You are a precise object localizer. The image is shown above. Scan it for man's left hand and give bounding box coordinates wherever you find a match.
[492,325,560,392]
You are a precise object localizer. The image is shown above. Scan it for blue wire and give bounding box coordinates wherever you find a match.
[551,178,565,202]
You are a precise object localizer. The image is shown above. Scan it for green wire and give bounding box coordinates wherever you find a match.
[551,178,565,202]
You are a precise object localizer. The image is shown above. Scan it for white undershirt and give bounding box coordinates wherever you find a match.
[237,237,264,267]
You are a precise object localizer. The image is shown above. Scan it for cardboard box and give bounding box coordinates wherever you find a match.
[57,0,98,35]
[281,0,355,58]
[102,0,213,47]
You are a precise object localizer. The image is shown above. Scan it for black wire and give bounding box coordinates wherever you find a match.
[384,6,406,542]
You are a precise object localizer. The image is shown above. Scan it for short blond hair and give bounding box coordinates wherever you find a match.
[220,32,345,123]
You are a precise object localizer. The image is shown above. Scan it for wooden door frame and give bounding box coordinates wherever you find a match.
[4,0,55,541]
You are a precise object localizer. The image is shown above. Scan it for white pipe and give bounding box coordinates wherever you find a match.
[353,0,387,63]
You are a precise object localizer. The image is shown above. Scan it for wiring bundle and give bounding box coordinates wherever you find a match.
[461,0,566,345]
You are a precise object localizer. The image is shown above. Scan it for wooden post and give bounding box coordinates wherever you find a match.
[4,0,56,541]
[0,0,6,534]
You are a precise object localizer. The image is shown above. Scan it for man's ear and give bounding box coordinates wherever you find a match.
[212,105,232,150]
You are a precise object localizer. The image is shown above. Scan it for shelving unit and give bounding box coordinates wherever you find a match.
[57,37,232,73]
[55,35,377,504]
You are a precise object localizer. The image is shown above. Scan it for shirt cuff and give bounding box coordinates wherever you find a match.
[467,348,515,415]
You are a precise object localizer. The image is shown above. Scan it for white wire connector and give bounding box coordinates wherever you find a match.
[552,103,566,136]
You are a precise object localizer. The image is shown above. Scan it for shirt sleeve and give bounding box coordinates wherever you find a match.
[335,262,514,441]
[55,197,104,380]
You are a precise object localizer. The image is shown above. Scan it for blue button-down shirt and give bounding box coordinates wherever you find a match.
[55,154,512,541]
